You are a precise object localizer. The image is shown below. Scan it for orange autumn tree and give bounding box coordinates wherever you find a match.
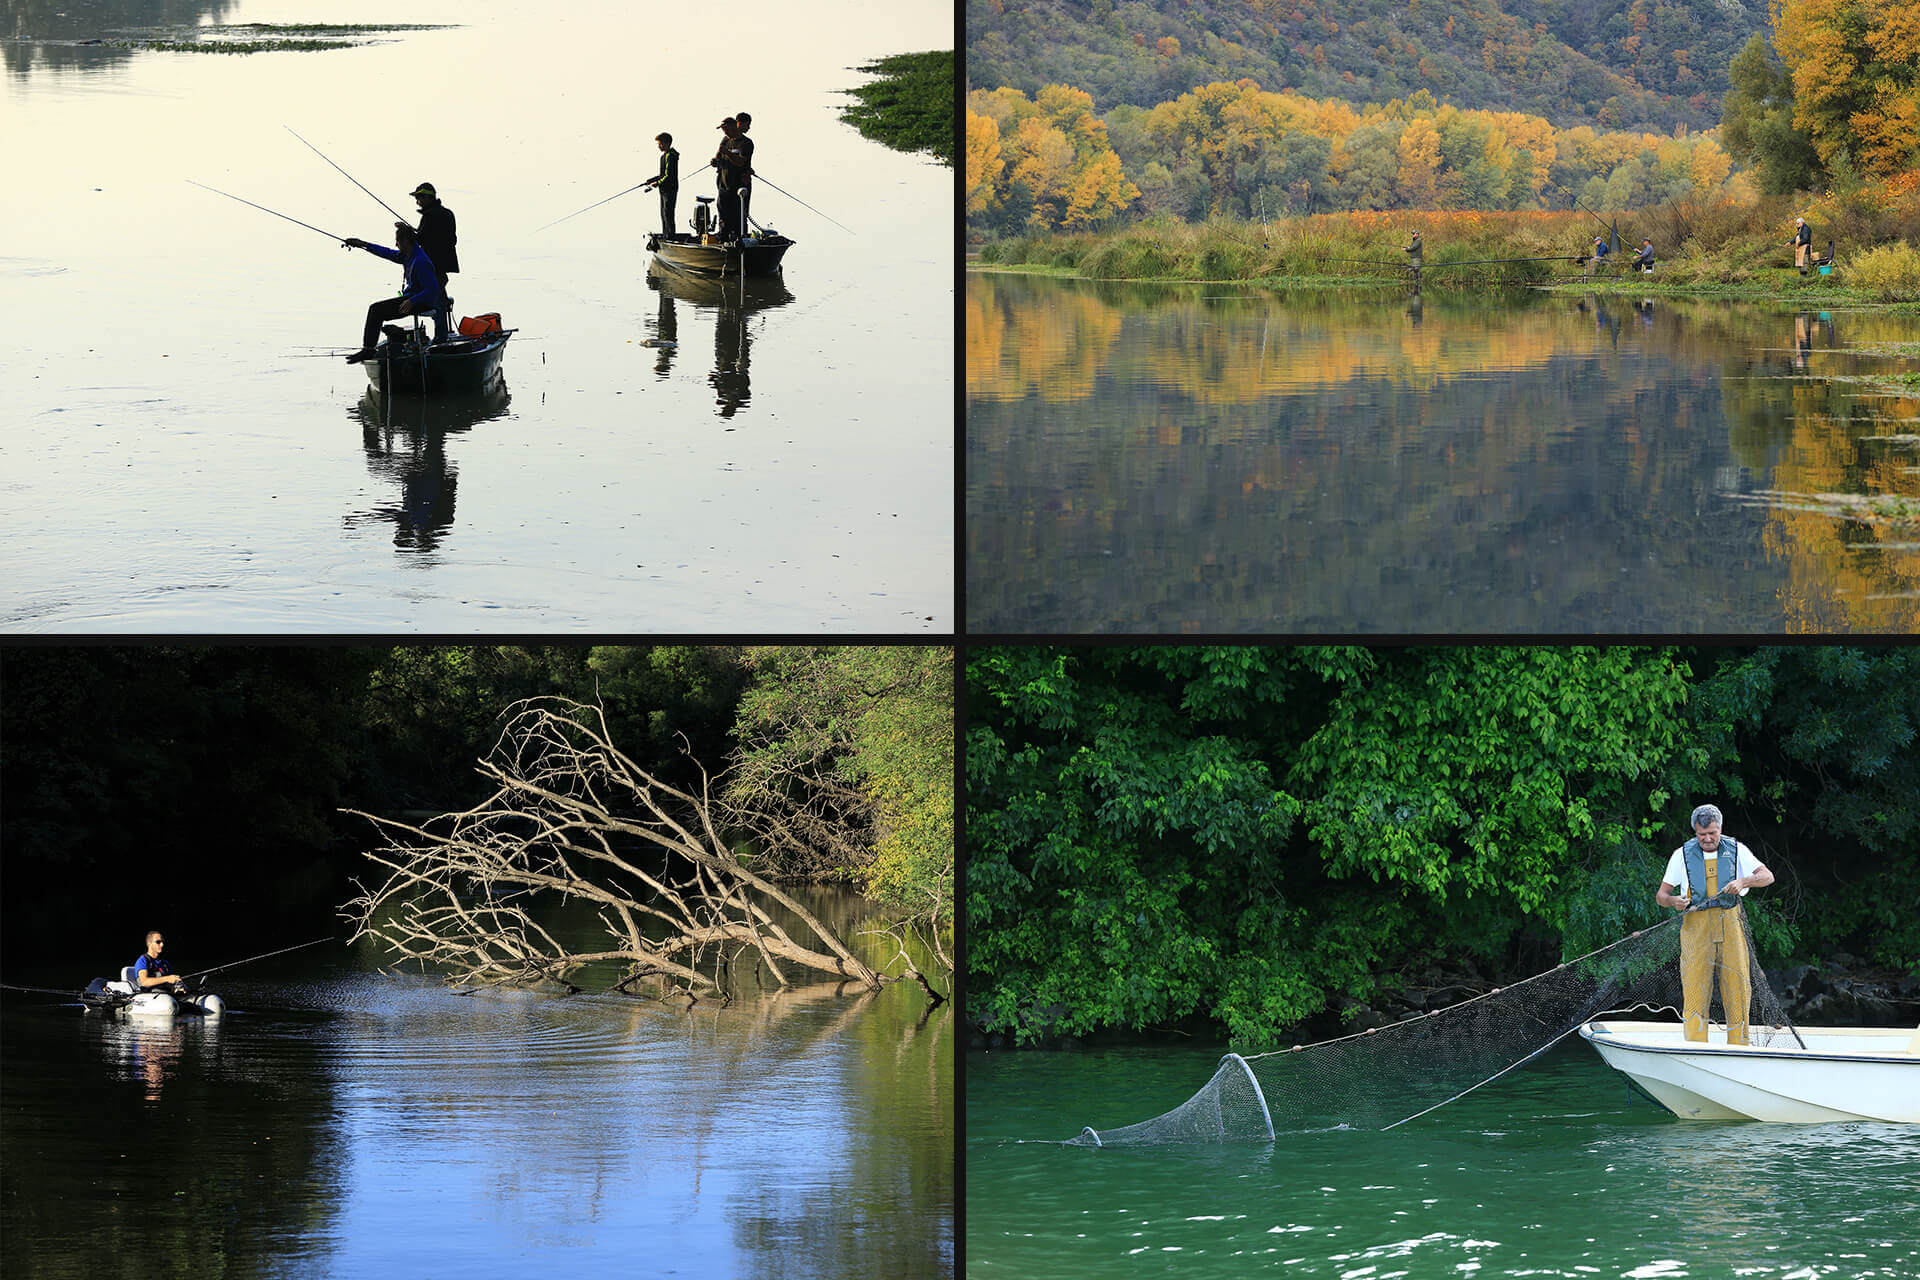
[1772,0,1920,178]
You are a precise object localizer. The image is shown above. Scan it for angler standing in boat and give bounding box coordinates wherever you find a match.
[641,133,680,235]
[713,116,750,240]
[733,112,755,232]
[340,222,448,363]
[133,931,185,991]
[410,182,458,288]
[1655,804,1774,1044]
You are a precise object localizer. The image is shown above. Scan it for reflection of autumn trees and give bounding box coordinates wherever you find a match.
[1718,317,1920,631]
[965,274,1125,403]
[966,277,1920,633]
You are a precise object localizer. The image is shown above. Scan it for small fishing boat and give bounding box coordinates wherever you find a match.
[364,322,513,396]
[84,968,226,1018]
[646,224,794,277]
[1579,1020,1919,1122]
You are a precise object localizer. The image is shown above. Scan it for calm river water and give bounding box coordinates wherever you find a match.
[2,0,952,632]
[2,902,953,1278]
[967,1039,1920,1277]
[967,272,1920,634]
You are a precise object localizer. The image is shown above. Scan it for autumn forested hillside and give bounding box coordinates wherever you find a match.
[968,0,1765,133]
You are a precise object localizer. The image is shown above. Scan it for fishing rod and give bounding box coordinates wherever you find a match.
[0,982,89,999]
[188,179,348,242]
[1421,255,1581,269]
[749,172,852,233]
[177,935,333,984]
[287,126,414,230]
[1573,196,1623,254]
[1311,255,1415,269]
[534,180,654,233]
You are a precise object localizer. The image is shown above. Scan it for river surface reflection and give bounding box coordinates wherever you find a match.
[966,272,1920,634]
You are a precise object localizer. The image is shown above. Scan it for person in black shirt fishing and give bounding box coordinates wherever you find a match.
[410,183,458,288]
[713,117,750,240]
[734,112,755,234]
[133,931,184,990]
[642,133,680,235]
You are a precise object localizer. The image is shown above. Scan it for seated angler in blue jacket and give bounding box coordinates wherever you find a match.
[339,221,448,363]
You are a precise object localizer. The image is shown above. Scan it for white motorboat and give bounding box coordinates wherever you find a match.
[83,967,226,1018]
[1580,1019,1919,1122]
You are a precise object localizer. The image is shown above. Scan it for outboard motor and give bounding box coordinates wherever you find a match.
[693,197,713,239]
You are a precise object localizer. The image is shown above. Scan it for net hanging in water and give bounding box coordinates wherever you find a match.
[1069,907,1801,1145]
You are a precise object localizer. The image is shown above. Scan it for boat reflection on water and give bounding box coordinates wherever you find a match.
[645,258,796,418]
[344,382,513,552]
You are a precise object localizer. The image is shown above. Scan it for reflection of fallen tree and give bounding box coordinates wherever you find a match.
[344,698,954,1002]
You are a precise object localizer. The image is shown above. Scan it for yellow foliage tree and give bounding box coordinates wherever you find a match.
[1772,0,1920,178]
[967,111,1005,217]
[1397,117,1443,207]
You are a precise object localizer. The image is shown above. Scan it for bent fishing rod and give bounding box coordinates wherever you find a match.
[286,126,414,230]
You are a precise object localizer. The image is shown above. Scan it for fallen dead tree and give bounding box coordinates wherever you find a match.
[342,697,927,1001]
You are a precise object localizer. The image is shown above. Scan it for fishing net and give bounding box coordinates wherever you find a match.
[1069,907,1800,1145]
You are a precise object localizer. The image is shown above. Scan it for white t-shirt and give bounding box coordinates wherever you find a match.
[1662,839,1760,897]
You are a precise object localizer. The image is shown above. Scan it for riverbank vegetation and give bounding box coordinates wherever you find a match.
[839,50,955,164]
[973,177,1920,300]
[0,646,952,974]
[968,647,1920,1047]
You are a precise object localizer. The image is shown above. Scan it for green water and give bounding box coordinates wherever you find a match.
[966,1040,1920,1277]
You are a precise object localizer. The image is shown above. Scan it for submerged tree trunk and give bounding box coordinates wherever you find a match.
[342,698,888,997]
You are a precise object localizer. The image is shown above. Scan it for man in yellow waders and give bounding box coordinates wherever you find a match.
[1655,804,1775,1043]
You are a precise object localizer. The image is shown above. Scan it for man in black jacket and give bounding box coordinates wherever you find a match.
[411,182,458,287]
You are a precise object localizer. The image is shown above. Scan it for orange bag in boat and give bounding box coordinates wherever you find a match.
[458,313,502,336]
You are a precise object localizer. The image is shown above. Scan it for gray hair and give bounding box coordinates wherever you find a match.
[1690,804,1723,829]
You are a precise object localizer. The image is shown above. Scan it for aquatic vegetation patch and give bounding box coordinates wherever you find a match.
[839,51,954,165]
[107,23,454,54]
[1740,489,1920,527]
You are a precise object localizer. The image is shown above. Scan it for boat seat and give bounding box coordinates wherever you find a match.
[405,297,452,346]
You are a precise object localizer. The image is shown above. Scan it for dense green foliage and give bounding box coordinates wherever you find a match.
[0,646,951,964]
[839,50,956,165]
[1719,33,1825,196]
[968,0,1763,133]
[968,646,1920,1047]
[729,647,955,919]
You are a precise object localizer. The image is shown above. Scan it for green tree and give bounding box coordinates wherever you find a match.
[966,646,1695,1047]
[1720,32,1825,194]
[728,647,953,925]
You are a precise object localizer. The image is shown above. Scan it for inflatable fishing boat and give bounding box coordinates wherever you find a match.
[82,968,226,1018]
